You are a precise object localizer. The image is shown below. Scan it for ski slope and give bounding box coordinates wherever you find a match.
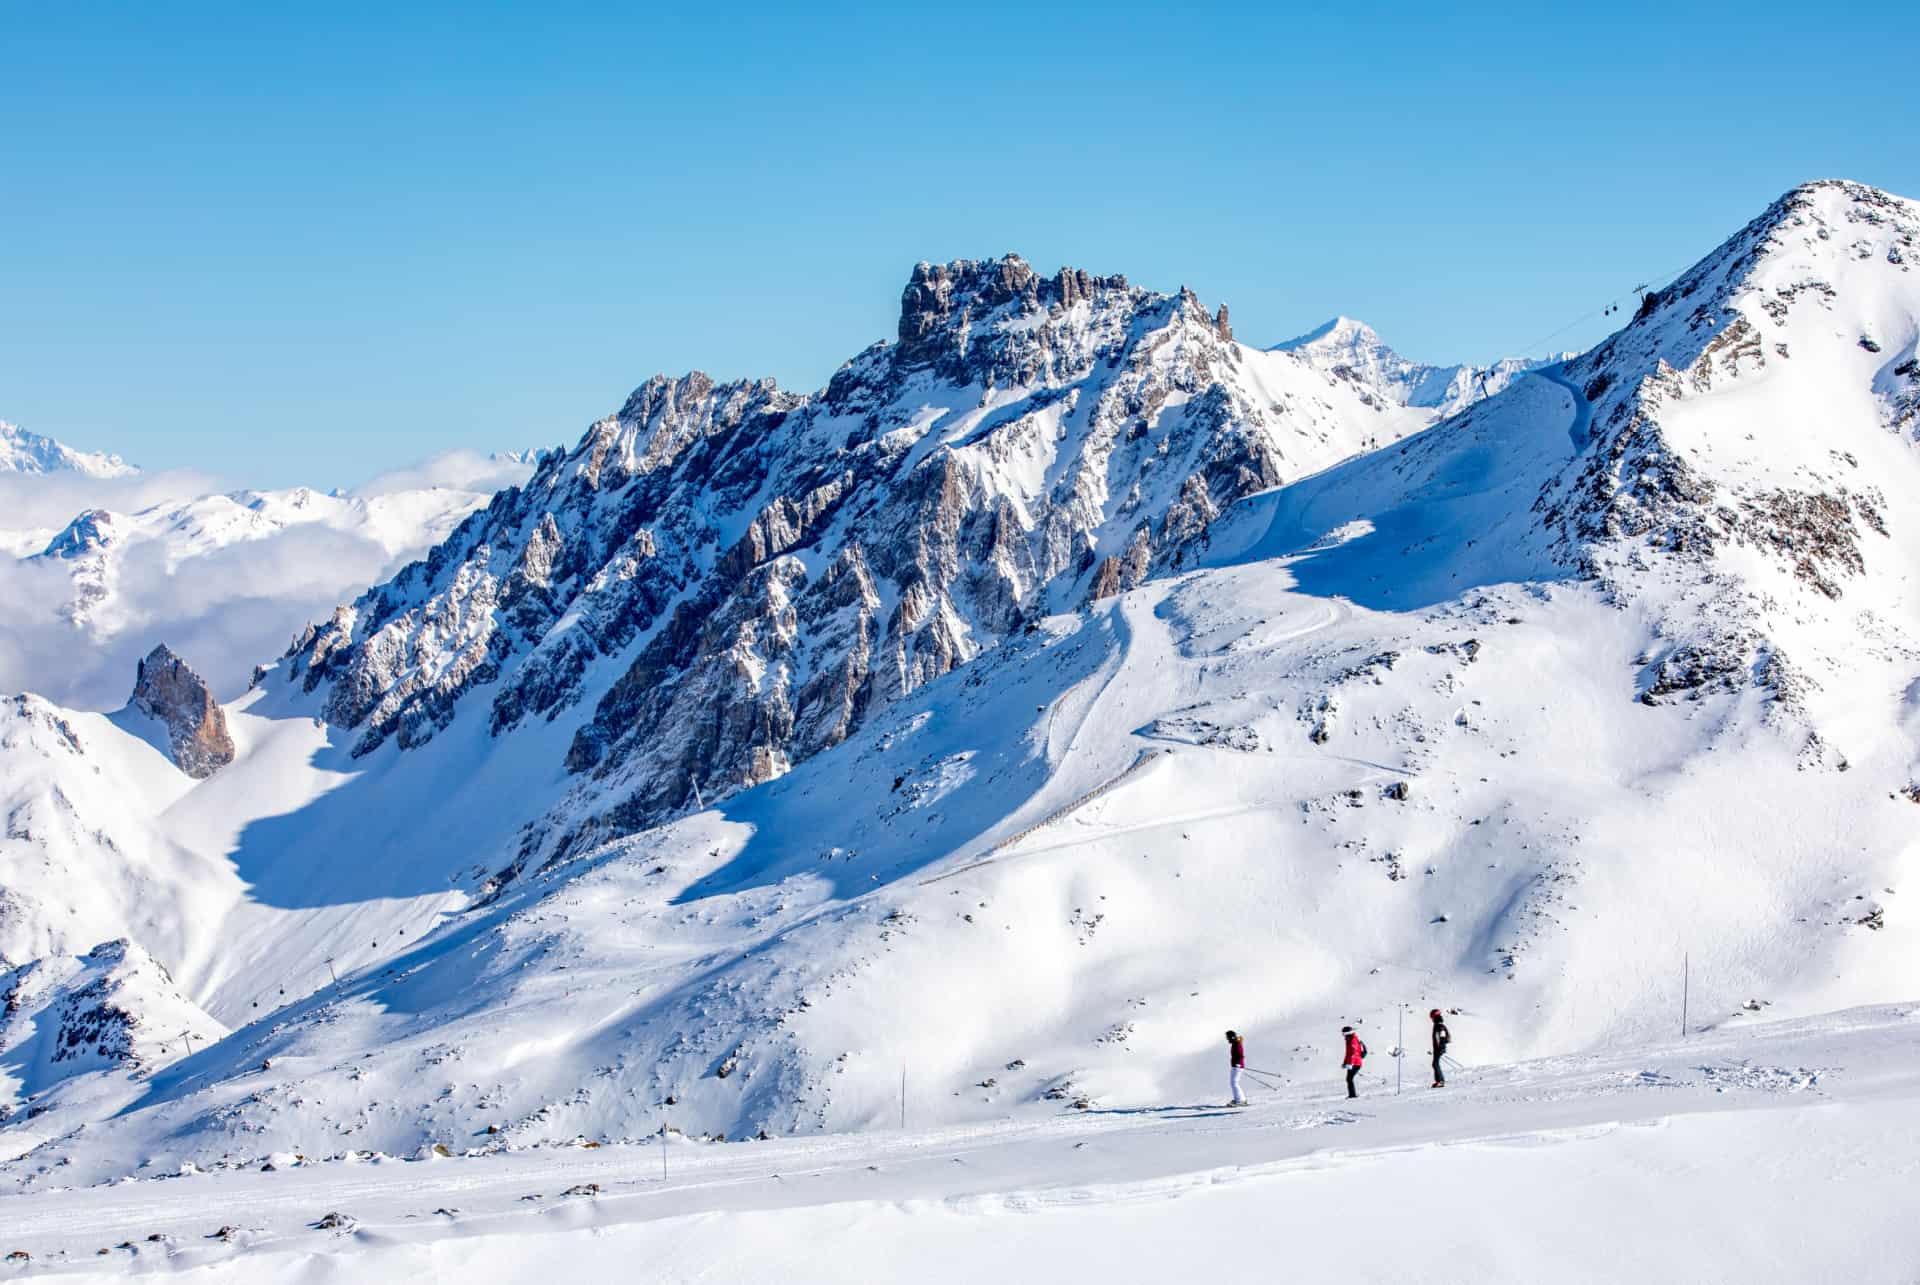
[1,1005,1914,1282]
[10,537,1913,1184]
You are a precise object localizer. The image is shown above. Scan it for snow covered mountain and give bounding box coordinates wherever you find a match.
[0,421,136,479]
[1274,315,1565,417]
[0,454,538,710]
[31,483,518,637]
[5,182,1920,1190]
[281,258,1428,863]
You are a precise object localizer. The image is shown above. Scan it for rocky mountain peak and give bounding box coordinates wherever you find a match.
[38,509,118,560]
[130,646,234,779]
[1279,314,1378,349]
[280,249,1424,880]
[1769,178,1915,239]
[568,371,792,491]
[894,254,1140,379]
[1534,179,1919,624]
[897,254,1036,347]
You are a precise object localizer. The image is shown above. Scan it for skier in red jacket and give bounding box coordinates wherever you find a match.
[1341,1026,1367,1098]
[1225,1030,1248,1106]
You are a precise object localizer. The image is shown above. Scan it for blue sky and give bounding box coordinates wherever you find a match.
[5,2,1916,487]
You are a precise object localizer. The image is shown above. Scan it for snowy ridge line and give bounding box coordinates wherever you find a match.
[919,748,1171,886]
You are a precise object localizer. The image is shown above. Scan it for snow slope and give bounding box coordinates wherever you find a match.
[3,183,1919,1221]
[0,1005,1914,1282]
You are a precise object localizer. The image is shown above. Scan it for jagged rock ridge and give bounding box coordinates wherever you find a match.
[285,254,1431,872]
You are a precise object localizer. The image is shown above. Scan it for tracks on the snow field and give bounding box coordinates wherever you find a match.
[919,748,1171,885]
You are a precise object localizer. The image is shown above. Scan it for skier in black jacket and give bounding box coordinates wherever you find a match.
[1430,1009,1451,1087]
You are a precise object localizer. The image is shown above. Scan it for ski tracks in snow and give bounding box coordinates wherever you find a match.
[925,578,1351,884]
[6,1005,1919,1281]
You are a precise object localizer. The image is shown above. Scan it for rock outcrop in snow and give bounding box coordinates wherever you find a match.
[130,646,234,778]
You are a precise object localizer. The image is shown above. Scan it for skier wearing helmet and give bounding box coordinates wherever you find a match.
[1430,1009,1452,1087]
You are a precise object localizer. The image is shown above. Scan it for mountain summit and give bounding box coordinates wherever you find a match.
[282,254,1428,868]
[1274,315,1562,415]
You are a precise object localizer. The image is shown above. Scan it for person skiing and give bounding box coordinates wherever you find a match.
[1225,1030,1248,1105]
[1430,1009,1452,1087]
[1341,1025,1367,1098]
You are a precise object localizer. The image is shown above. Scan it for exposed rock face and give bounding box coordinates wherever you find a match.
[130,646,234,779]
[1548,180,1917,591]
[1530,180,1919,709]
[286,254,1425,876]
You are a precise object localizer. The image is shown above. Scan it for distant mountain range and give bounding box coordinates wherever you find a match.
[0,449,538,709]
[1273,315,1570,417]
[0,420,136,479]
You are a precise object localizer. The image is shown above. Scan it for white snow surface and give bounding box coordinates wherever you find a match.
[0,1006,1915,1282]
[3,180,1920,1278]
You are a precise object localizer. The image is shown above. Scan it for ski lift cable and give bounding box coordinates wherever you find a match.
[1504,256,1702,360]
